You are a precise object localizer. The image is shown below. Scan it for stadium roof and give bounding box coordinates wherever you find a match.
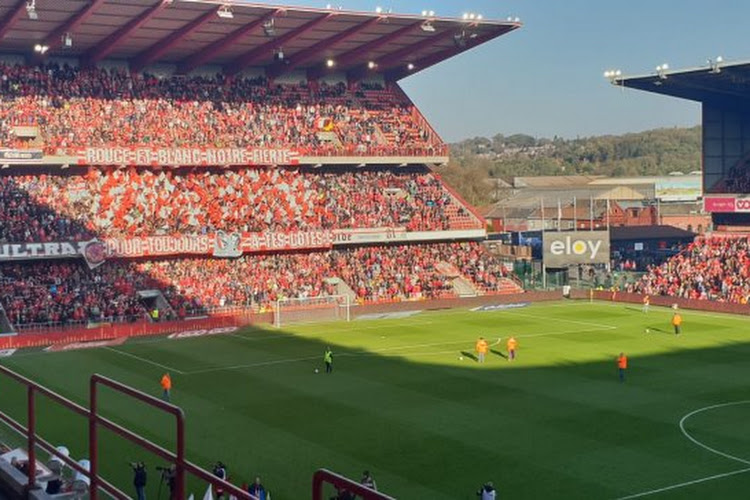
[0,0,520,79]
[614,59,750,109]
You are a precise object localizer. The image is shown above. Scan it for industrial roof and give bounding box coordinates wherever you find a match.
[0,0,520,79]
[614,59,750,109]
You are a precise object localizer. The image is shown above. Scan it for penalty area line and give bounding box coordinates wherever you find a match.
[613,467,750,499]
[103,347,186,375]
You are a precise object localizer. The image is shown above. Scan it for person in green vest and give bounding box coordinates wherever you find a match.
[324,347,333,374]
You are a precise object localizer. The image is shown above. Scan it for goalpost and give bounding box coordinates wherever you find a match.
[274,295,351,328]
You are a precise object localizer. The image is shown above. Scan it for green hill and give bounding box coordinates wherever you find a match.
[440,126,701,205]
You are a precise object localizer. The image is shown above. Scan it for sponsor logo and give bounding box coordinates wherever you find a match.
[549,236,603,259]
[167,326,239,340]
[471,302,530,312]
[45,338,126,352]
[0,349,17,357]
[736,198,750,212]
[704,197,736,213]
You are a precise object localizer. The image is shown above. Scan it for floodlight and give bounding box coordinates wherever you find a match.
[716,56,723,63]
[34,44,49,54]
[367,61,376,69]
[263,19,276,37]
[428,10,435,17]
[26,0,37,20]
[420,21,435,32]
[407,63,415,70]
[422,10,428,16]
[375,6,382,14]
[217,5,233,19]
[326,58,335,68]
[463,13,470,20]
[477,14,483,20]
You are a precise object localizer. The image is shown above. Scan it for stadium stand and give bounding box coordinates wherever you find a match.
[0,242,520,329]
[0,64,444,157]
[633,236,750,303]
[0,165,480,239]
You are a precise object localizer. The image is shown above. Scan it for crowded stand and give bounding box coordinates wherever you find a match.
[0,260,148,328]
[633,236,750,303]
[0,166,479,240]
[0,63,444,156]
[0,242,517,328]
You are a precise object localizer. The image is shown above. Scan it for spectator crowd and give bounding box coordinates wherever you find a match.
[0,242,518,328]
[0,166,479,242]
[0,63,443,156]
[633,236,750,303]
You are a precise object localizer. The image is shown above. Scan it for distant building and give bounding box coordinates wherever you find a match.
[483,174,709,233]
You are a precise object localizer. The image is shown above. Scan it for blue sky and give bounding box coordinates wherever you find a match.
[251,0,745,141]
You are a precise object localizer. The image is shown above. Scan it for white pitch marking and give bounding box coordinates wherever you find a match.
[615,400,750,499]
[103,347,186,375]
[679,400,750,465]
[183,325,612,375]
[613,467,750,500]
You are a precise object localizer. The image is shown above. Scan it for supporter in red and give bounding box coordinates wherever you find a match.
[634,236,750,304]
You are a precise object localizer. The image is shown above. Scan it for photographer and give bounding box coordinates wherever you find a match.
[212,461,227,499]
[156,465,176,500]
[130,462,147,500]
[477,481,496,500]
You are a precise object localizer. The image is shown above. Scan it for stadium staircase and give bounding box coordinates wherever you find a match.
[0,304,13,336]
[328,278,358,304]
[436,262,480,297]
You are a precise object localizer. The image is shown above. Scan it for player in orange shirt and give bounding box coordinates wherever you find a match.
[506,336,518,362]
[160,372,172,402]
[617,353,627,383]
[642,295,650,313]
[475,337,489,363]
[672,312,682,335]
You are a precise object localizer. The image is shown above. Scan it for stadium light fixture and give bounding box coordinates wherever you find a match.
[655,63,669,79]
[367,61,377,69]
[420,21,435,32]
[26,0,37,20]
[263,19,276,37]
[603,69,622,84]
[34,44,49,54]
[326,58,335,68]
[708,55,724,74]
[453,31,467,48]
[407,63,415,70]
[217,5,234,19]
[375,6,382,14]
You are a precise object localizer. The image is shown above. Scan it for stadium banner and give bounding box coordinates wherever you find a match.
[0,229,485,263]
[704,197,736,213]
[543,231,610,267]
[332,228,485,245]
[0,148,44,164]
[76,147,300,166]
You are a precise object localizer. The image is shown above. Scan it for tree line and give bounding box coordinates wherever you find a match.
[438,126,701,206]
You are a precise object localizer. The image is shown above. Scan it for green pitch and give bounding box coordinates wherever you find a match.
[1,300,750,499]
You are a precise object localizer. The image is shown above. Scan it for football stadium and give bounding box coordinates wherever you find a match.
[0,1,748,499]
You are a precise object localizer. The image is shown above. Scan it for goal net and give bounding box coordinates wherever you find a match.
[274,295,351,328]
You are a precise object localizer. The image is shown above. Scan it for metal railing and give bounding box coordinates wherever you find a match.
[0,365,256,500]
